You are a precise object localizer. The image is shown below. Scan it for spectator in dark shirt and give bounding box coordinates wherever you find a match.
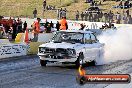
[56,21,60,31]
[81,12,84,21]
[46,23,51,33]
[128,15,132,24]
[43,0,47,10]
[50,21,54,28]
[33,8,37,18]
[23,21,27,32]
[126,10,129,16]
[17,19,23,33]
[12,20,17,39]
[75,10,79,21]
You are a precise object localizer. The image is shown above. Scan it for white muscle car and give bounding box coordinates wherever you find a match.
[38,30,104,67]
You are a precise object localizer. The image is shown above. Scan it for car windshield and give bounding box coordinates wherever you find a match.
[52,32,84,44]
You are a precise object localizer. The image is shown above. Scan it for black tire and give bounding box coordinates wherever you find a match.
[75,59,80,68]
[75,52,84,68]
[91,60,97,66]
[40,60,47,66]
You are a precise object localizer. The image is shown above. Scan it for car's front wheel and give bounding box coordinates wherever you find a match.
[40,60,47,66]
[91,60,97,66]
[75,52,84,68]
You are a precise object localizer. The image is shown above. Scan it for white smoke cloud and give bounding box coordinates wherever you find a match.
[98,26,132,64]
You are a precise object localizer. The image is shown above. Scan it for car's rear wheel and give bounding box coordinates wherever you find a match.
[75,52,84,68]
[92,49,103,66]
[40,60,47,66]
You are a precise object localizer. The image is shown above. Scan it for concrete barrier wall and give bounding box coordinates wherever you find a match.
[15,33,53,43]
[0,39,10,44]
[0,43,27,59]
[15,33,54,55]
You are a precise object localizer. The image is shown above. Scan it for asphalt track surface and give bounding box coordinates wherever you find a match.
[0,55,132,88]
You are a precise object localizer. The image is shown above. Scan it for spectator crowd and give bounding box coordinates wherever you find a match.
[1,0,132,41]
[74,0,132,24]
[0,17,27,40]
[35,0,132,24]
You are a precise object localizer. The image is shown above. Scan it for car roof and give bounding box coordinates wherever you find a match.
[59,30,93,34]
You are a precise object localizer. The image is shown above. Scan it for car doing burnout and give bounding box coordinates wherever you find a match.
[38,30,104,67]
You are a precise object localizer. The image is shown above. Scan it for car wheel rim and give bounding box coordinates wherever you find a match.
[79,59,83,65]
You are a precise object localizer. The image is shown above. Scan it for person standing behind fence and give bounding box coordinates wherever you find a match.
[116,12,121,24]
[23,21,27,32]
[75,10,79,21]
[56,21,60,31]
[50,21,54,28]
[45,20,51,33]
[108,11,114,23]
[59,16,68,30]
[89,12,93,22]
[61,8,67,18]
[60,8,63,19]
[126,10,129,16]
[104,13,108,23]
[45,20,49,30]
[46,23,51,33]
[57,9,60,19]
[43,0,47,11]
[32,18,41,42]
[85,12,88,21]
[81,12,84,21]
[12,20,17,40]
[123,15,128,24]
[63,8,67,18]
[128,15,132,24]
[17,18,23,33]
[33,8,37,18]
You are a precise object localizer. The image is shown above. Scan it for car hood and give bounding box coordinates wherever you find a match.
[39,42,83,49]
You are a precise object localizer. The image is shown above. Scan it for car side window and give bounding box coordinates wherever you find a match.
[85,33,97,44]
[90,33,97,43]
[85,33,92,44]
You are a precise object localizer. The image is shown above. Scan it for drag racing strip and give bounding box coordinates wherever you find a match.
[84,59,132,74]
[102,59,132,74]
[0,55,39,75]
[0,56,77,88]
[0,55,132,88]
[0,67,72,88]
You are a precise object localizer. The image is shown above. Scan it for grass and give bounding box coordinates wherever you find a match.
[0,0,131,20]
[0,0,89,19]
[60,0,74,7]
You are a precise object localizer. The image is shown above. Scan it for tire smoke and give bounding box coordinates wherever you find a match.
[98,26,132,64]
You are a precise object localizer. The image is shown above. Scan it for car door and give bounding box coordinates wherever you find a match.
[84,33,100,61]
